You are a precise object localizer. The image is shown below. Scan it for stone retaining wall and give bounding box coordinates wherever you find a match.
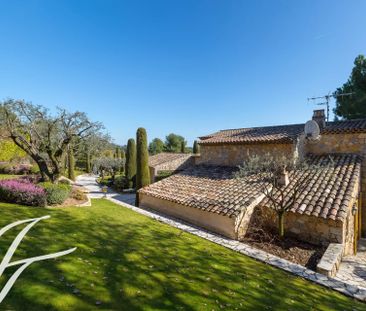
[317,243,343,277]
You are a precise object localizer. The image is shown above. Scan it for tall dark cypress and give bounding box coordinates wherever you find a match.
[125,139,136,188]
[193,140,200,154]
[135,128,150,206]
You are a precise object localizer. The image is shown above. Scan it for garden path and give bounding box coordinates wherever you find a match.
[336,239,366,289]
[75,174,136,205]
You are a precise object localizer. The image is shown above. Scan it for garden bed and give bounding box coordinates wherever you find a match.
[243,229,325,270]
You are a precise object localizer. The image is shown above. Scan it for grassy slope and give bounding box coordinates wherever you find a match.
[0,200,363,311]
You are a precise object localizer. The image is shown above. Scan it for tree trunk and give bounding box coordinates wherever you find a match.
[278,211,285,238]
[67,146,75,181]
[32,156,51,182]
[86,152,91,173]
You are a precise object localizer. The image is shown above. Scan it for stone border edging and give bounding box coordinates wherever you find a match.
[105,196,366,302]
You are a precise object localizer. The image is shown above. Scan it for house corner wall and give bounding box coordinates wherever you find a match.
[304,132,366,237]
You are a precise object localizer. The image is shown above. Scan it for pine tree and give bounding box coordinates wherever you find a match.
[125,139,136,188]
[135,128,150,206]
[193,140,200,154]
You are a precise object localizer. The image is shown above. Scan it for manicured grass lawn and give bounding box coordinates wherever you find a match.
[0,199,364,310]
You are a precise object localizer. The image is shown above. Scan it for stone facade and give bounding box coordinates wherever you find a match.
[304,132,366,236]
[254,183,358,256]
[198,143,294,166]
[149,154,194,183]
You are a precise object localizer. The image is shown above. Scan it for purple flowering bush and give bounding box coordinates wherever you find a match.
[0,179,47,207]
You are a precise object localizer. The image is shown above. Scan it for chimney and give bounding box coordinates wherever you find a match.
[277,167,289,187]
[312,109,326,129]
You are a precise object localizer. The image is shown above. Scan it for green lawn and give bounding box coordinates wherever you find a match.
[0,200,364,311]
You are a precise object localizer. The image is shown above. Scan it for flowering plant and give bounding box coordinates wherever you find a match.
[0,179,47,206]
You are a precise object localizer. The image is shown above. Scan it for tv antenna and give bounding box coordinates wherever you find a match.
[307,92,354,122]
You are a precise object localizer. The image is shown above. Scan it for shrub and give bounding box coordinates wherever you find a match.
[113,175,129,191]
[39,182,71,205]
[0,162,35,175]
[0,179,47,206]
[71,187,87,201]
[155,170,175,182]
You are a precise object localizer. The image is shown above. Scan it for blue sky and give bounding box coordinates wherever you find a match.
[0,1,365,146]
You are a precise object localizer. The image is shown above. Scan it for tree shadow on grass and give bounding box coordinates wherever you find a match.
[0,200,364,310]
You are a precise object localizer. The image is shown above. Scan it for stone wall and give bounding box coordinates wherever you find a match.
[253,201,356,255]
[253,205,343,246]
[198,143,294,166]
[153,155,194,172]
[149,155,194,183]
[304,132,366,236]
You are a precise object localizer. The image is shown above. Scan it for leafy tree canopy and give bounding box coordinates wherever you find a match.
[149,138,165,155]
[0,99,103,182]
[164,133,186,153]
[334,55,366,120]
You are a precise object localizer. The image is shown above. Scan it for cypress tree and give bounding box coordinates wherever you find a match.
[67,145,75,181]
[193,140,200,154]
[120,149,125,174]
[180,140,185,153]
[125,139,136,188]
[135,128,150,206]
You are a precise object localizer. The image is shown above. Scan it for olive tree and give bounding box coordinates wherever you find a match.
[92,157,125,181]
[235,154,325,238]
[0,99,102,182]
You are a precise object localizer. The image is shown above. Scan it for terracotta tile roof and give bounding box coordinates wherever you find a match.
[199,119,366,145]
[263,153,361,221]
[139,154,361,221]
[149,153,191,167]
[140,165,267,218]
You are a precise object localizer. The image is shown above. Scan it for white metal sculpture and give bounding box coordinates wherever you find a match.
[0,215,76,303]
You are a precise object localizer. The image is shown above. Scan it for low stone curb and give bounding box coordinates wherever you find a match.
[105,196,366,302]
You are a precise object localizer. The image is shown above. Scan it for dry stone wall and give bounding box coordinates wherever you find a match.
[198,143,294,166]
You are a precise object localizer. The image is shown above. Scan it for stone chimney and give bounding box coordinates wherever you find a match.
[277,167,289,187]
[312,109,326,129]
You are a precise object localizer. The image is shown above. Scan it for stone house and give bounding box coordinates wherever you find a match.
[139,110,365,258]
[148,152,194,183]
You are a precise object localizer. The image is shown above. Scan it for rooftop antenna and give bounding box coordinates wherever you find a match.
[307,92,355,122]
